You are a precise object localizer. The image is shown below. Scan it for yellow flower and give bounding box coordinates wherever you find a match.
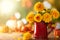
[23,32,31,40]
[17,37,21,40]
[51,9,59,19]
[34,2,44,11]
[43,13,52,23]
[52,24,56,28]
[26,11,34,23]
[34,13,42,22]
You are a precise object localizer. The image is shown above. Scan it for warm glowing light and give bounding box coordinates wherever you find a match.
[1,0,15,13]
[43,1,51,9]
[17,20,23,29]
[15,12,21,19]
[6,20,16,29]
[16,0,21,2]
[21,18,27,24]
[0,26,3,33]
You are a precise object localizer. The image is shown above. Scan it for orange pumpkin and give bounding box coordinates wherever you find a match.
[3,26,9,33]
[20,26,28,33]
[54,29,60,37]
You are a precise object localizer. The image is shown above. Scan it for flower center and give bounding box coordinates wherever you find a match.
[36,16,40,20]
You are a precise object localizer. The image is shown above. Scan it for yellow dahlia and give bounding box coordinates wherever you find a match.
[17,37,21,40]
[34,13,42,22]
[34,2,44,12]
[43,13,52,23]
[26,11,34,23]
[23,32,31,40]
[51,9,59,19]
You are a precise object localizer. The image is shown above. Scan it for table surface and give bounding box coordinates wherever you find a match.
[0,32,23,40]
[0,31,59,40]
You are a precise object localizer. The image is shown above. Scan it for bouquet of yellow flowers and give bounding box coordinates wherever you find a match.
[26,2,60,23]
[26,2,60,40]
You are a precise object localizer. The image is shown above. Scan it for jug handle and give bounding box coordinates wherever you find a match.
[47,22,55,35]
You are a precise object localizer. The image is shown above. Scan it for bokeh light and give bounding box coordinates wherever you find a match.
[43,1,51,9]
[15,12,21,19]
[0,0,16,13]
[16,0,21,2]
[17,20,23,29]
[21,18,27,24]
[6,20,16,30]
